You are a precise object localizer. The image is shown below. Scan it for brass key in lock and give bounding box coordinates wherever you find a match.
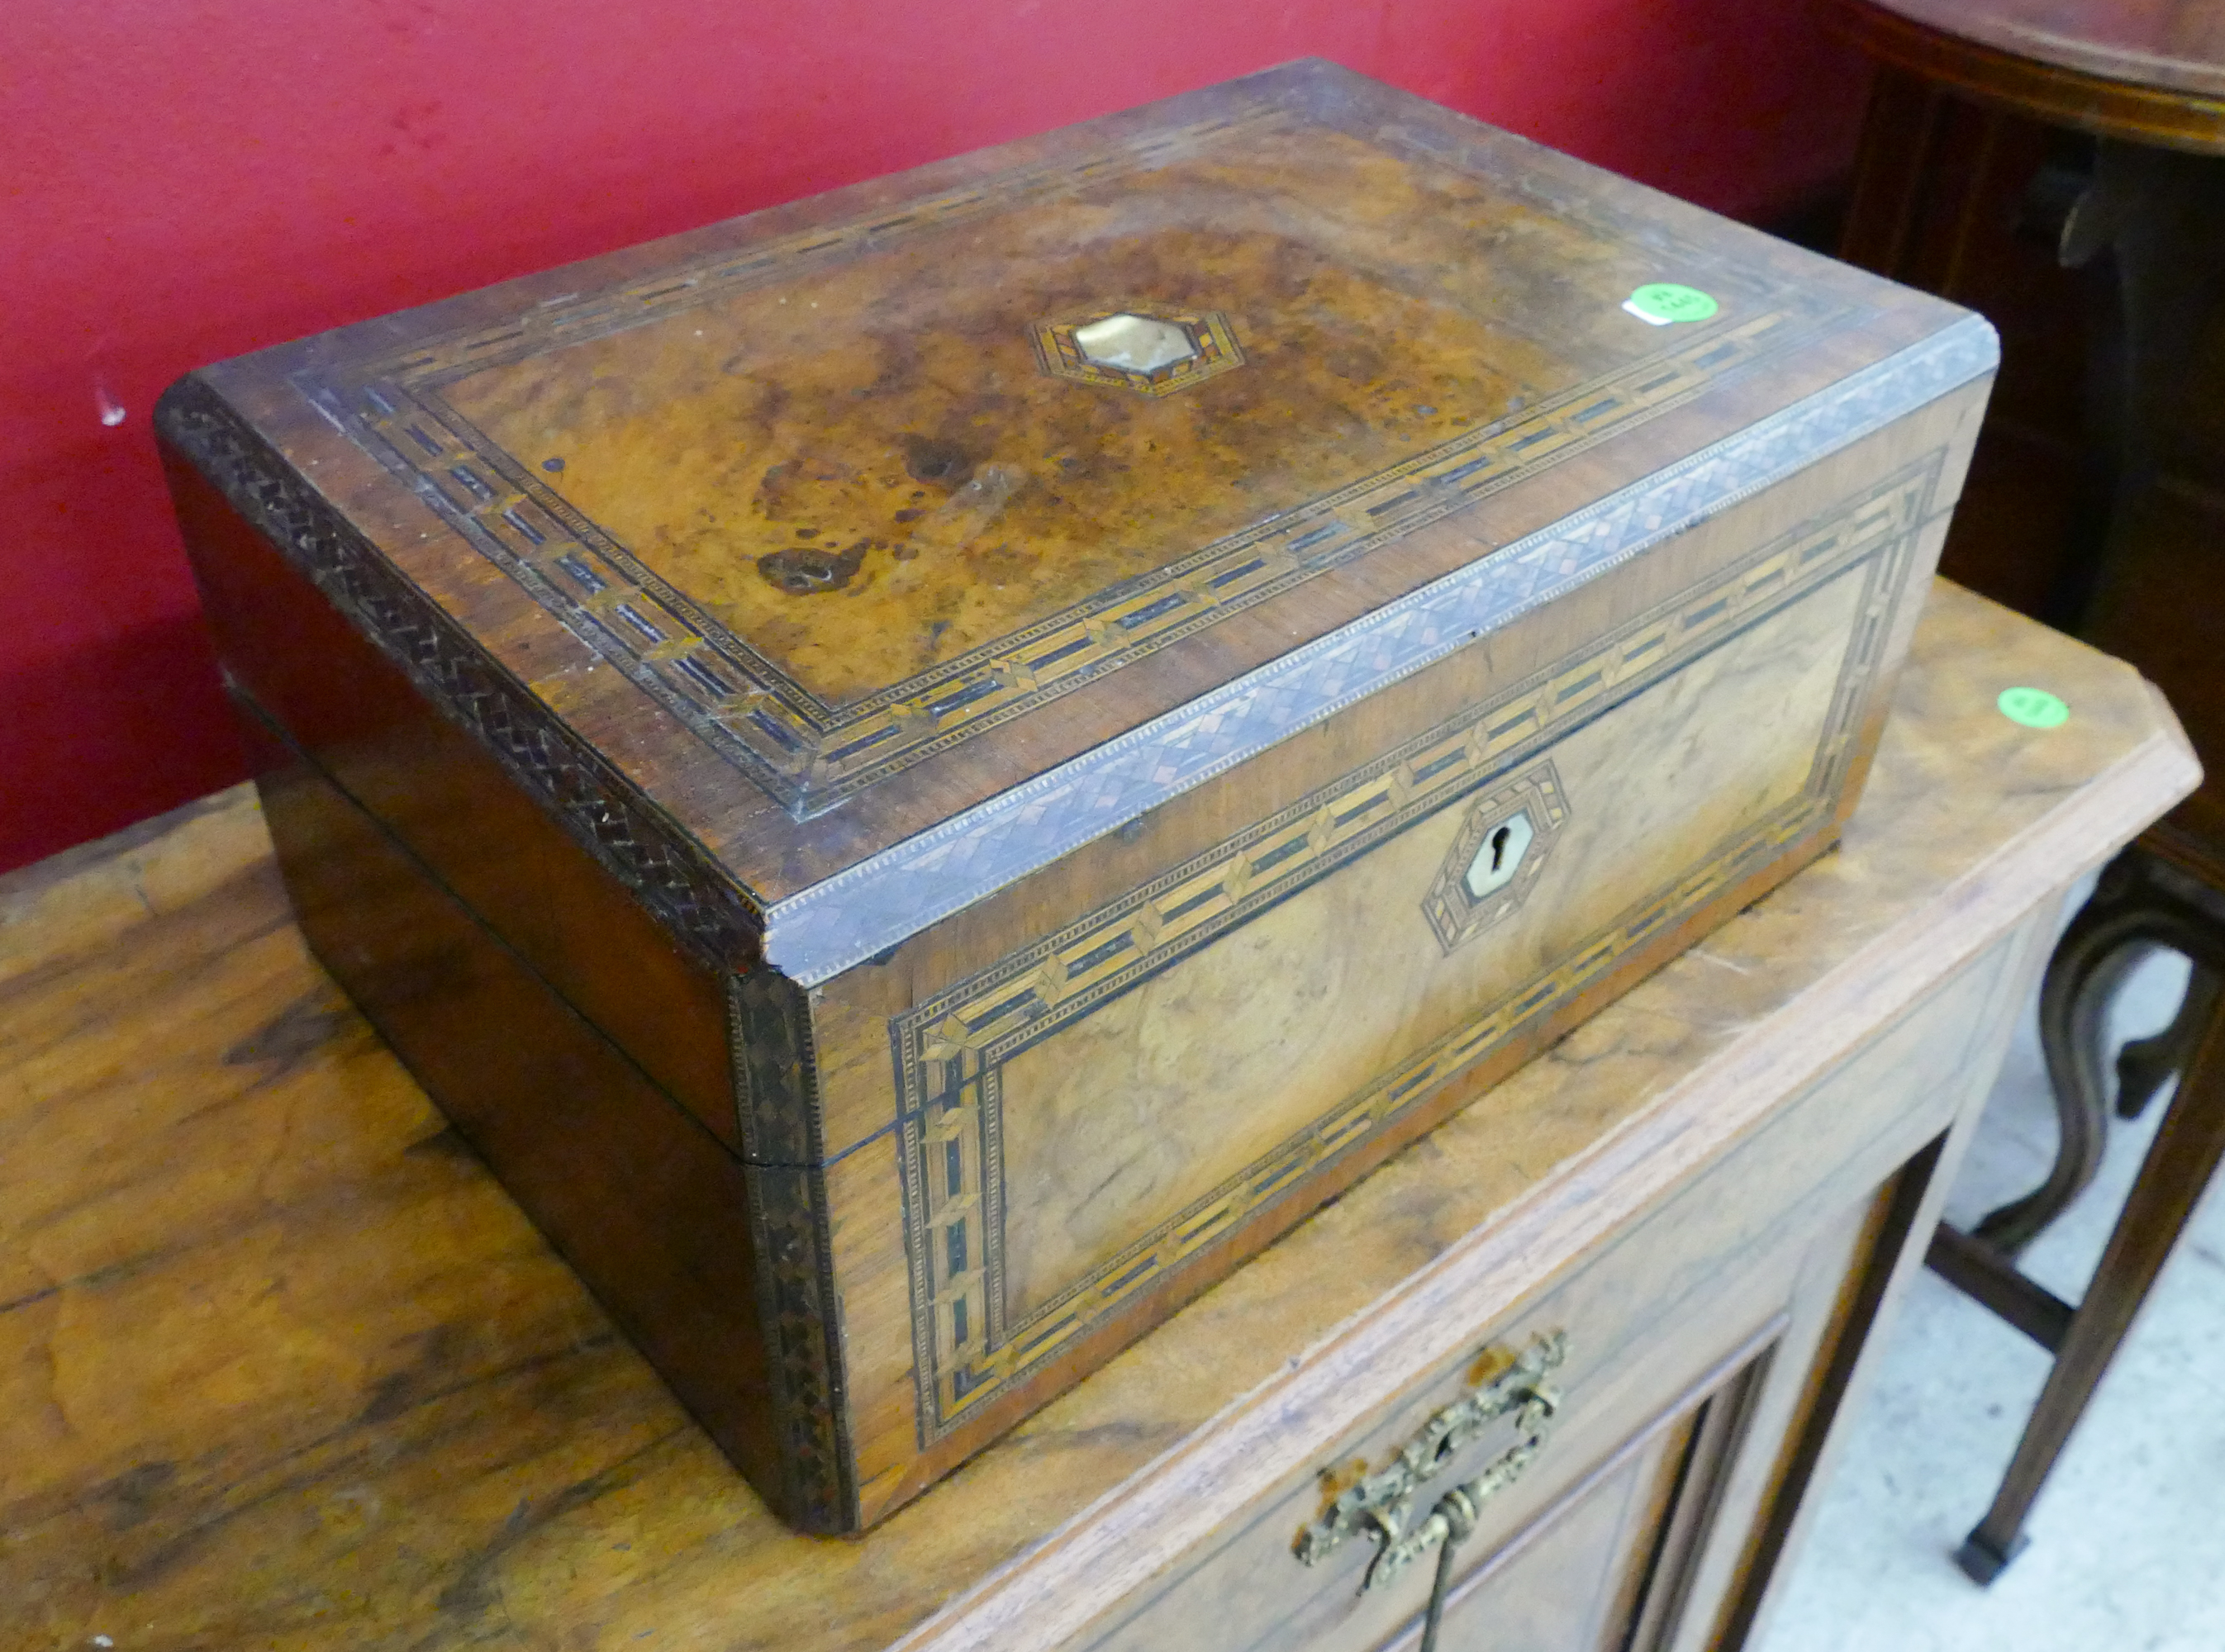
[1295,1332,1567,1645]
[1412,1479,1488,1652]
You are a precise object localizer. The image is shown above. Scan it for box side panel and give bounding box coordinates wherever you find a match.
[916,556,1883,1441]
[231,705,813,1521]
[1809,392,1992,853]
[817,378,1987,1526]
[171,444,868,1533]
[162,446,742,1151]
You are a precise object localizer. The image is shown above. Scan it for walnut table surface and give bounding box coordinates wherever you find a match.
[0,582,2195,1650]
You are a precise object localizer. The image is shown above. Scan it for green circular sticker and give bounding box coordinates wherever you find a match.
[1999,686,2070,729]
[1624,282,1719,325]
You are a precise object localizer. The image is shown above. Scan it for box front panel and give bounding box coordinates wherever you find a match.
[888,455,1939,1444]
[992,568,1861,1327]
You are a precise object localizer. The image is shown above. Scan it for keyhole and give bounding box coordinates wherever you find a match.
[1463,810,1534,900]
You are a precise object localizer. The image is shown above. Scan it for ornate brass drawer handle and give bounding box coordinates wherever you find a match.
[1295,1331,1567,1593]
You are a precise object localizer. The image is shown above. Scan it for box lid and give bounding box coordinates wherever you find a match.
[159,59,1994,985]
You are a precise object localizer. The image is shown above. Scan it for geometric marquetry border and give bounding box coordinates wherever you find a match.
[891,452,1942,1439]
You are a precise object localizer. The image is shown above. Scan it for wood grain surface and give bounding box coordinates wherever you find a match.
[987,569,1862,1331]
[164,59,1972,893]
[177,312,1991,1531]
[440,121,1585,709]
[0,582,2194,1650]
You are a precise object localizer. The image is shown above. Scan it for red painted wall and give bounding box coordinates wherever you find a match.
[0,0,1871,874]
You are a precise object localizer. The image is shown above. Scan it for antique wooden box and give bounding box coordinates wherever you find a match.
[156,60,1996,1534]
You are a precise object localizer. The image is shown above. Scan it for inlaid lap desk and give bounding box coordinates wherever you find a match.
[0,582,2194,1650]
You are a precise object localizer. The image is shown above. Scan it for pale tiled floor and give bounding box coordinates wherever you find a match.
[1758,938,2225,1650]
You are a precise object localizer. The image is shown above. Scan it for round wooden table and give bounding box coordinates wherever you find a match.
[1837,0,2225,1589]
[1840,0,2225,150]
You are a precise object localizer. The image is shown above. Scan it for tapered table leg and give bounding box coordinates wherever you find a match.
[1956,933,2225,1583]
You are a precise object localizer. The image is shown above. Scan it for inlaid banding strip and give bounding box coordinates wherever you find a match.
[777,314,1998,985]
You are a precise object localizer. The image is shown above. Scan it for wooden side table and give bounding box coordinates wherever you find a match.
[1837,0,2225,1583]
[0,585,2192,1651]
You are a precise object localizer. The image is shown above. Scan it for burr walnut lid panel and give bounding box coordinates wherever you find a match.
[159,59,1989,984]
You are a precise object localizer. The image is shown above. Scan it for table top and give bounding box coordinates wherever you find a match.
[1859,0,2225,96]
[1840,0,2225,150]
[0,582,2195,1652]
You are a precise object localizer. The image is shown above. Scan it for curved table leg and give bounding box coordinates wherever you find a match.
[2116,961,2223,1120]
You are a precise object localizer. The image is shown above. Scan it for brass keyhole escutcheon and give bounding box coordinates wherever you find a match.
[1294,1331,1567,1641]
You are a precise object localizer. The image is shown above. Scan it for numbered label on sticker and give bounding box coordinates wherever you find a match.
[1998,686,2070,729]
[1624,283,1719,325]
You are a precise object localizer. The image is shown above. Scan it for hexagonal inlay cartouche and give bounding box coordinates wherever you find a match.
[1031,303,1245,396]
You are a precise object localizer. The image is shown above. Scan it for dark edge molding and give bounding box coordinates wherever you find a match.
[730,969,857,1533]
[154,374,765,976]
